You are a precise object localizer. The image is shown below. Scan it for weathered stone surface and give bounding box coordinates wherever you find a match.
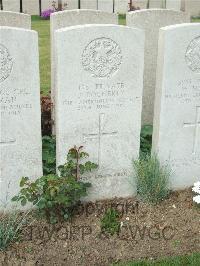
[51,9,118,132]
[0,11,31,29]
[149,0,165,8]
[127,9,190,125]
[114,0,129,13]
[81,0,97,9]
[23,0,40,15]
[183,0,200,17]
[55,24,144,201]
[152,23,200,190]
[98,0,113,13]
[0,27,42,208]
[166,0,181,11]
[135,0,148,9]
[64,0,79,10]
[115,0,147,13]
[2,0,20,12]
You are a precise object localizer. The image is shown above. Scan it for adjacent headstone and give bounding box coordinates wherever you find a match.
[114,0,147,13]
[55,24,144,201]
[134,0,148,9]
[98,0,113,13]
[64,0,79,10]
[152,23,200,189]
[115,0,129,13]
[149,0,165,8]
[0,11,31,29]
[183,0,200,17]
[81,0,97,9]
[23,0,40,15]
[127,9,190,125]
[51,9,118,132]
[166,0,181,11]
[2,0,20,12]
[0,27,42,208]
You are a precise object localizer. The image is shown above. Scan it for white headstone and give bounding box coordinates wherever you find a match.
[0,27,42,209]
[55,24,144,201]
[2,0,20,12]
[23,0,40,15]
[81,0,97,9]
[183,0,200,17]
[166,0,181,11]
[135,0,148,9]
[149,0,165,8]
[64,0,79,10]
[98,0,113,13]
[127,9,190,125]
[152,23,200,190]
[0,11,31,29]
[51,9,118,132]
[114,0,129,13]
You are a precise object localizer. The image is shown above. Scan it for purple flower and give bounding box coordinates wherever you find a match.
[41,9,54,19]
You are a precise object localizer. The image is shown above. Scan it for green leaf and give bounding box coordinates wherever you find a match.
[11,196,19,202]
[20,177,29,187]
[21,198,27,206]
[14,145,95,223]
[64,213,69,220]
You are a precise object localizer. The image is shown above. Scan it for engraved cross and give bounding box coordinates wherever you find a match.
[83,113,118,165]
[183,106,200,154]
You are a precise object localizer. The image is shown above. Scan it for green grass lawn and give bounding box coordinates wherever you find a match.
[192,17,200,23]
[31,16,51,95]
[114,252,200,266]
[119,14,126,25]
[31,15,200,96]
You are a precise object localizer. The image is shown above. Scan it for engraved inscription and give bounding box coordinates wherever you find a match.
[0,138,16,146]
[185,37,200,73]
[165,79,200,104]
[62,82,138,112]
[183,106,200,154]
[83,113,118,165]
[0,44,13,83]
[82,169,129,180]
[82,38,122,78]
[170,155,200,168]
[0,88,32,116]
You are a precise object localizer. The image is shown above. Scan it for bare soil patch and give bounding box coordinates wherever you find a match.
[0,188,199,265]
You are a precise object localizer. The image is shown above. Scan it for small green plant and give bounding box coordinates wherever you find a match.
[100,208,120,236]
[140,125,153,156]
[42,136,56,175]
[12,146,98,223]
[172,239,182,248]
[0,211,28,251]
[133,154,170,204]
[25,246,33,254]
